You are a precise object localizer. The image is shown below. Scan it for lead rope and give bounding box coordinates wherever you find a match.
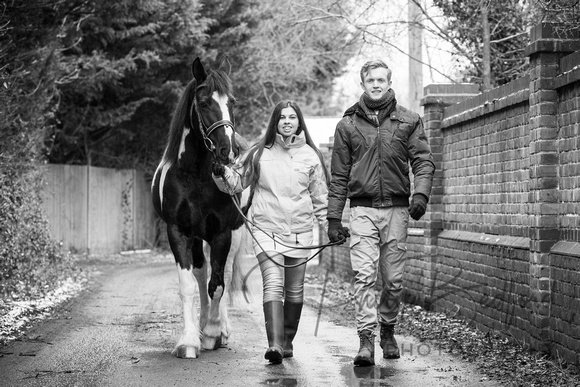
[220,174,342,269]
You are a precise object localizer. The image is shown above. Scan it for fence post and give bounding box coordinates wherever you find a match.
[525,22,580,352]
[418,84,479,308]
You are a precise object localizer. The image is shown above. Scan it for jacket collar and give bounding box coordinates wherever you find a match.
[344,102,401,123]
[275,133,306,149]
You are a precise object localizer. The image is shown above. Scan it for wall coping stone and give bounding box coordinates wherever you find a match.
[438,230,530,250]
[525,23,580,57]
[551,241,580,258]
[555,50,580,89]
[420,84,480,108]
[441,89,529,129]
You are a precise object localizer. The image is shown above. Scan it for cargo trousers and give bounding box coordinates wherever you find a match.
[348,206,409,333]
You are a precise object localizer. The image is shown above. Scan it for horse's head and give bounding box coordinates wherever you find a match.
[189,57,240,165]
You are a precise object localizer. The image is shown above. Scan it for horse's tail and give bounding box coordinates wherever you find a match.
[228,224,254,306]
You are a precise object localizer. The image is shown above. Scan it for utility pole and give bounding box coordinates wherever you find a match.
[408,0,423,113]
[481,2,492,90]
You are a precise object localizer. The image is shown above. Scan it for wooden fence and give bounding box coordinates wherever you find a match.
[41,164,156,254]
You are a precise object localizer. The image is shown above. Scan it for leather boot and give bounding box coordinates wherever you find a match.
[283,301,303,358]
[263,301,284,364]
[380,324,400,359]
[353,329,375,366]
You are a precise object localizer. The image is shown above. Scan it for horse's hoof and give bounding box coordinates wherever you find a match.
[174,345,200,359]
[220,334,229,347]
[202,335,222,350]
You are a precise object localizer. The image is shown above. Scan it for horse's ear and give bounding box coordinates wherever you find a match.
[218,56,232,75]
[192,57,207,83]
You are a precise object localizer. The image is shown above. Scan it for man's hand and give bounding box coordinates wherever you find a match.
[327,218,350,244]
[212,162,226,177]
[409,194,428,220]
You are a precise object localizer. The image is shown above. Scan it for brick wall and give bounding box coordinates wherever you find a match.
[319,23,580,365]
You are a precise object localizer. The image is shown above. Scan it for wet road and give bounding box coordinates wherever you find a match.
[0,255,499,386]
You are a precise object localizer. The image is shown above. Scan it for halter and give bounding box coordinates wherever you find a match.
[190,87,235,155]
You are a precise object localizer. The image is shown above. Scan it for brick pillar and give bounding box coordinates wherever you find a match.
[418,84,479,308]
[525,23,580,352]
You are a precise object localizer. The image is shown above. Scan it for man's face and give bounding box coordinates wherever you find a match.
[360,67,392,101]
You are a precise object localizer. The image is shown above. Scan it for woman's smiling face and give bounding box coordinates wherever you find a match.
[277,107,299,139]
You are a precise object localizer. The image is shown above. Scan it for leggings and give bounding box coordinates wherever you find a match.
[257,252,307,303]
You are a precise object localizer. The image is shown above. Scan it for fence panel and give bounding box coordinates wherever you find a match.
[133,170,156,249]
[41,164,155,254]
[88,167,133,253]
[41,165,88,252]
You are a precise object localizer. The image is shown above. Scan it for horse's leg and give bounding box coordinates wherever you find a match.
[201,230,232,350]
[194,240,210,334]
[219,228,243,346]
[217,242,235,347]
[167,224,201,359]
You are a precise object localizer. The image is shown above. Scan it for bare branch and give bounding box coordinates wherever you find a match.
[490,31,528,44]
[294,1,460,83]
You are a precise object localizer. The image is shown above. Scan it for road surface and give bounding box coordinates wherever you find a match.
[0,254,499,386]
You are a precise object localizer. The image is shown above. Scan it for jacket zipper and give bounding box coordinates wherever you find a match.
[375,111,386,206]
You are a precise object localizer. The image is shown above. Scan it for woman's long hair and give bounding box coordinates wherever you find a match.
[242,100,330,193]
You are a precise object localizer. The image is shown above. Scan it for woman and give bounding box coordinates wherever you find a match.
[212,100,329,364]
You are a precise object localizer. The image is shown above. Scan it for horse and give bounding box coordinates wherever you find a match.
[151,57,250,359]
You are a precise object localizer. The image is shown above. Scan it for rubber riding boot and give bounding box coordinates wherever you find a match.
[380,324,400,359]
[353,329,375,366]
[263,301,284,364]
[283,301,303,358]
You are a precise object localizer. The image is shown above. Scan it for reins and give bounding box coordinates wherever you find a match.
[220,175,343,269]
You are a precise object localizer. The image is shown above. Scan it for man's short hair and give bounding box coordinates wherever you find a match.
[360,60,391,82]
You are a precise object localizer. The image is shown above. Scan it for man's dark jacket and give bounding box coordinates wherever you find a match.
[327,102,435,220]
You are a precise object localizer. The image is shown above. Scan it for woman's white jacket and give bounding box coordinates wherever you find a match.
[213,133,328,235]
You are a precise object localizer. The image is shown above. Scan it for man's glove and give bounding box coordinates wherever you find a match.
[409,194,428,220]
[212,162,226,177]
[327,218,350,244]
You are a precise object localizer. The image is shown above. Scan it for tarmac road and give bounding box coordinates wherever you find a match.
[0,254,500,387]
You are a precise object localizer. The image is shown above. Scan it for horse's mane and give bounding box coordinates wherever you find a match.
[162,80,196,163]
[204,68,234,101]
[162,67,234,164]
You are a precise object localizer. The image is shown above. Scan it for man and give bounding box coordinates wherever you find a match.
[327,60,435,366]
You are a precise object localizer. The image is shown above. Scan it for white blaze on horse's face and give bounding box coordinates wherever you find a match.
[213,91,236,163]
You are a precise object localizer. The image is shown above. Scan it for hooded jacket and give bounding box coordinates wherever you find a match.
[327,101,435,220]
[214,133,328,235]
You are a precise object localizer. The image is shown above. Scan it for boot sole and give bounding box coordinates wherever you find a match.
[353,357,375,367]
[383,353,400,359]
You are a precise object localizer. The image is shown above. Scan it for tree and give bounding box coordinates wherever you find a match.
[529,0,580,35]
[1,0,67,295]
[46,0,213,169]
[431,0,531,88]
[306,0,534,90]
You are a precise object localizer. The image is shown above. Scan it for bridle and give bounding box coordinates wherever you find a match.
[190,85,235,156]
